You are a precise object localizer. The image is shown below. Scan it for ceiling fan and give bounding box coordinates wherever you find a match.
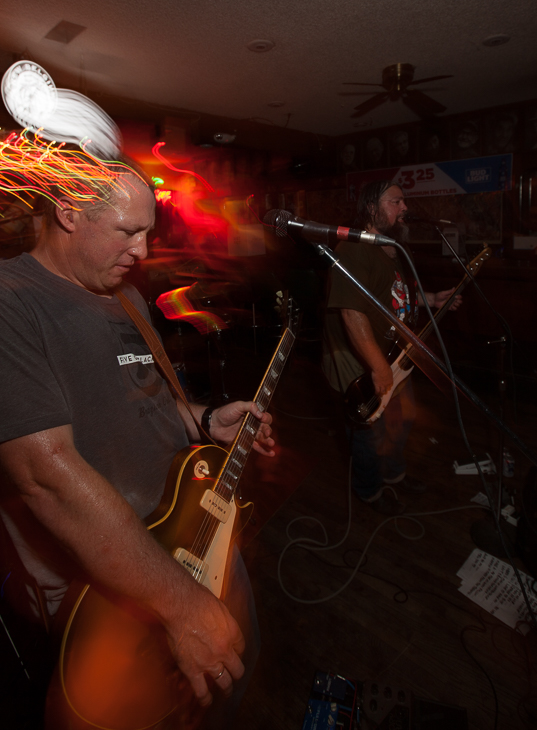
[341,63,453,119]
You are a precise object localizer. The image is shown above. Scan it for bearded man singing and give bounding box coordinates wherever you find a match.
[322,180,461,515]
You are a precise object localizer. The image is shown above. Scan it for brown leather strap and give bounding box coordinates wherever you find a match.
[116,290,214,444]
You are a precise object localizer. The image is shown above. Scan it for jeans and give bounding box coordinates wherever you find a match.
[346,378,416,500]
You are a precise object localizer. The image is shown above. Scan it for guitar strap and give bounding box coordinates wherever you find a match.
[116,290,215,445]
[397,245,418,334]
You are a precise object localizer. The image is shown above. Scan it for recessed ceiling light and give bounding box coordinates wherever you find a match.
[482,34,510,47]
[247,39,275,53]
[267,101,285,108]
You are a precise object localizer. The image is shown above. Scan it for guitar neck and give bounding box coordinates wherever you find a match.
[213,326,296,500]
[399,247,490,368]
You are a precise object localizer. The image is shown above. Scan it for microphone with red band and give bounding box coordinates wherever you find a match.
[263,209,396,246]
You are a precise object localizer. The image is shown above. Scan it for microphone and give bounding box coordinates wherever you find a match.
[405,212,456,227]
[263,209,396,247]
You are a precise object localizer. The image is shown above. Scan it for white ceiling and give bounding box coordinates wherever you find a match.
[1,0,536,138]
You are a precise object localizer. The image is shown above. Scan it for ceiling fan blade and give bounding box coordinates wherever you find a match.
[342,82,384,87]
[410,74,454,86]
[338,91,383,97]
[403,89,446,117]
[350,92,390,118]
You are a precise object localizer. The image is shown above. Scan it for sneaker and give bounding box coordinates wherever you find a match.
[387,475,427,494]
[362,486,405,516]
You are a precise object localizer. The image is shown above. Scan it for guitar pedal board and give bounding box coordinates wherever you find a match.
[302,671,360,730]
[302,671,468,730]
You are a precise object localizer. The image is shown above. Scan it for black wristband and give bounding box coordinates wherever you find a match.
[201,407,213,434]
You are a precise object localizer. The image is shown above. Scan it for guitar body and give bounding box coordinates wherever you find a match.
[345,351,413,426]
[49,445,234,730]
[149,445,236,598]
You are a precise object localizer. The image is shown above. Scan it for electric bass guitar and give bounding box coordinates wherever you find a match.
[345,246,491,426]
[48,303,299,730]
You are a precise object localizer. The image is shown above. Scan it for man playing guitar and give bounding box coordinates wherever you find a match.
[322,179,461,516]
[0,153,274,729]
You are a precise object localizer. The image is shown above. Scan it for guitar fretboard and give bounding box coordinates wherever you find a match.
[214,327,296,500]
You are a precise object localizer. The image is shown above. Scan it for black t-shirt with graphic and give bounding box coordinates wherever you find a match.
[322,241,417,392]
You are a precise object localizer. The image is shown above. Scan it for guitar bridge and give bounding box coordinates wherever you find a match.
[173,548,209,582]
[200,489,232,523]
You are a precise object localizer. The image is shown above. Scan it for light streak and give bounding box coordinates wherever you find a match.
[0,130,142,209]
[154,189,171,204]
[2,61,121,158]
[151,142,215,192]
[156,286,228,334]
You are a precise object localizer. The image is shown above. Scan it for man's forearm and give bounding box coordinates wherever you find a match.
[418,292,435,307]
[0,423,247,705]
[341,309,388,371]
[341,308,393,395]
[0,425,195,624]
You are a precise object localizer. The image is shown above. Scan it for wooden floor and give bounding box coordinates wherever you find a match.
[1,325,536,729]
[229,334,537,730]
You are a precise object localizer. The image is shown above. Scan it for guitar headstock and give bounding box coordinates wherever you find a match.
[467,246,492,276]
[275,290,301,336]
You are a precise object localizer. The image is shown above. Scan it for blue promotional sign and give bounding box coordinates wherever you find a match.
[347,154,512,200]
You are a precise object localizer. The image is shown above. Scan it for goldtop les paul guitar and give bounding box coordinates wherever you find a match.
[49,303,300,730]
[345,246,491,426]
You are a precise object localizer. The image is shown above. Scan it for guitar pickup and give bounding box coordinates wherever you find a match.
[173,548,209,582]
[200,489,231,523]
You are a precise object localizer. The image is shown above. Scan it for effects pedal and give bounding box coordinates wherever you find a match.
[302,671,468,730]
[361,680,412,729]
[302,671,361,730]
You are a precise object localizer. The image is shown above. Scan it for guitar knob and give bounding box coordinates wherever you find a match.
[194,461,210,478]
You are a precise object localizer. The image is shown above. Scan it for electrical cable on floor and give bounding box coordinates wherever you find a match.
[375,563,537,728]
[277,457,489,606]
[278,467,524,730]
[460,623,500,730]
[277,471,510,728]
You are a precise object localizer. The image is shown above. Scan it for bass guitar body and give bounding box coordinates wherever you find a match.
[48,445,234,730]
[345,348,412,426]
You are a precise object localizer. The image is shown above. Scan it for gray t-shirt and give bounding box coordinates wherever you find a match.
[0,254,188,613]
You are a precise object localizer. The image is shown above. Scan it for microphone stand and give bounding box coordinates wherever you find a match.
[433,225,516,557]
